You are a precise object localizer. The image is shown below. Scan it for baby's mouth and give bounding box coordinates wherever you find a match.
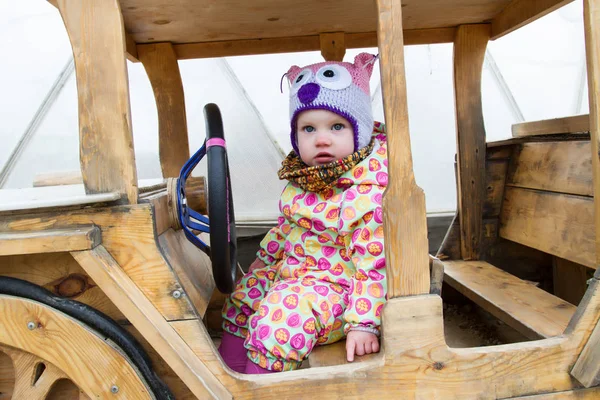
[314,152,335,164]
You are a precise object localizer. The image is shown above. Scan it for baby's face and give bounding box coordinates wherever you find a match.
[296,110,355,166]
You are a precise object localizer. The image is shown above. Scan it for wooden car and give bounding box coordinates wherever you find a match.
[1,0,599,398]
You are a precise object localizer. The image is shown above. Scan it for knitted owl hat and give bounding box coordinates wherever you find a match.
[286,53,377,155]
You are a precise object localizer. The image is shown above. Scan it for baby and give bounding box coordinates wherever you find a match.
[218,53,388,373]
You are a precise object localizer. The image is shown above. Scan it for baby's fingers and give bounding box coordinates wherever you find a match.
[346,339,356,362]
[371,339,380,354]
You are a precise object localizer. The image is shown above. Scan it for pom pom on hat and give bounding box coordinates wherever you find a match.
[286,53,377,155]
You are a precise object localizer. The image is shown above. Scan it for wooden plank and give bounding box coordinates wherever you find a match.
[512,387,600,398]
[125,32,139,62]
[571,0,600,388]
[484,159,509,217]
[0,185,121,213]
[512,115,590,138]
[507,141,593,197]
[500,187,596,268]
[173,28,456,60]
[0,226,100,256]
[376,0,430,297]
[119,0,505,45]
[443,260,576,339]
[320,32,346,61]
[71,246,231,400]
[158,229,215,318]
[138,43,190,178]
[1,204,196,321]
[0,253,125,322]
[454,24,490,260]
[57,0,138,204]
[491,0,575,40]
[0,296,151,398]
[572,308,600,387]
[169,283,600,398]
[553,257,593,306]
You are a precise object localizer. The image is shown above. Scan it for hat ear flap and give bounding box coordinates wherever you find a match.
[354,53,377,78]
[287,65,302,83]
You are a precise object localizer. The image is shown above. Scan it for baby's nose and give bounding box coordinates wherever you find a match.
[298,83,320,104]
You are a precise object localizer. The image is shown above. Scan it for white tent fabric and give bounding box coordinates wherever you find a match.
[0,0,588,221]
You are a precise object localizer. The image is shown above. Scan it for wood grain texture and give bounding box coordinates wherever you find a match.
[57,0,138,204]
[584,0,600,267]
[0,226,100,256]
[0,296,151,399]
[572,3,600,386]
[500,187,596,268]
[319,33,345,61]
[1,204,196,321]
[512,387,600,398]
[443,260,576,339]
[512,115,590,137]
[492,0,575,39]
[0,253,125,322]
[71,247,230,400]
[484,159,509,217]
[507,141,593,197]
[119,0,508,45]
[377,0,430,297]
[158,229,214,318]
[172,28,456,60]
[554,257,594,306]
[138,43,190,178]
[454,24,490,260]
[170,285,600,399]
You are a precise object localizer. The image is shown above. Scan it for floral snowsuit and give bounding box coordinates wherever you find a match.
[222,123,388,371]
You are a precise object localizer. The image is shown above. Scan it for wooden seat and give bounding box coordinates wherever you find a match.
[443,260,576,340]
[441,121,596,341]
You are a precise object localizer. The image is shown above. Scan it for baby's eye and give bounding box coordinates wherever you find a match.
[304,126,316,133]
[332,123,344,131]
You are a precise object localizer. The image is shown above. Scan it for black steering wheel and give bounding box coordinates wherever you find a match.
[177,103,237,294]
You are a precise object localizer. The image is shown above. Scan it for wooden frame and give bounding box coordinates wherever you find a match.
[1,0,598,398]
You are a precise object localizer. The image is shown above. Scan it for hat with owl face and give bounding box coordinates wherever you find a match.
[286,53,377,155]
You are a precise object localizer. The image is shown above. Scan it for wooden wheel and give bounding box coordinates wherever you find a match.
[0,345,91,399]
[0,295,152,399]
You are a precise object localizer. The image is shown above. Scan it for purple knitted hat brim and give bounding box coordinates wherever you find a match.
[290,105,359,156]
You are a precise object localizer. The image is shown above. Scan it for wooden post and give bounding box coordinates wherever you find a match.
[571,0,600,387]
[376,0,430,297]
[320,32,346,62]
[57,0,138,204]
[138,43,190,178]
[454,24,490,260]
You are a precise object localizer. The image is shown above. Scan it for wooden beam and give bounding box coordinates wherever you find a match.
[125,32,139,62]
[320,32,346,62]
[138,43,190,178]
[571,0,600,388]
[492,0,575,40]
[0,227,100,256]
[454,24,490,260]
[72,246,231,400]
[512,115,590,137]
[33,171,83,187]
[173,28,456,60]
[553,257,593,305]
[57,0,138,204]
[376,0,430,297]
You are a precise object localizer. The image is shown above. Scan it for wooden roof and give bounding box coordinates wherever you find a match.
[48,0,573,59]
[120,0,571,44]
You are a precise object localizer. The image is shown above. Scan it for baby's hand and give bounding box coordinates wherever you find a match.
[248,258,267,273]
[346,330,380,362]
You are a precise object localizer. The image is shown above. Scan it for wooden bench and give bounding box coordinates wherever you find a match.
[441,115,595,340]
